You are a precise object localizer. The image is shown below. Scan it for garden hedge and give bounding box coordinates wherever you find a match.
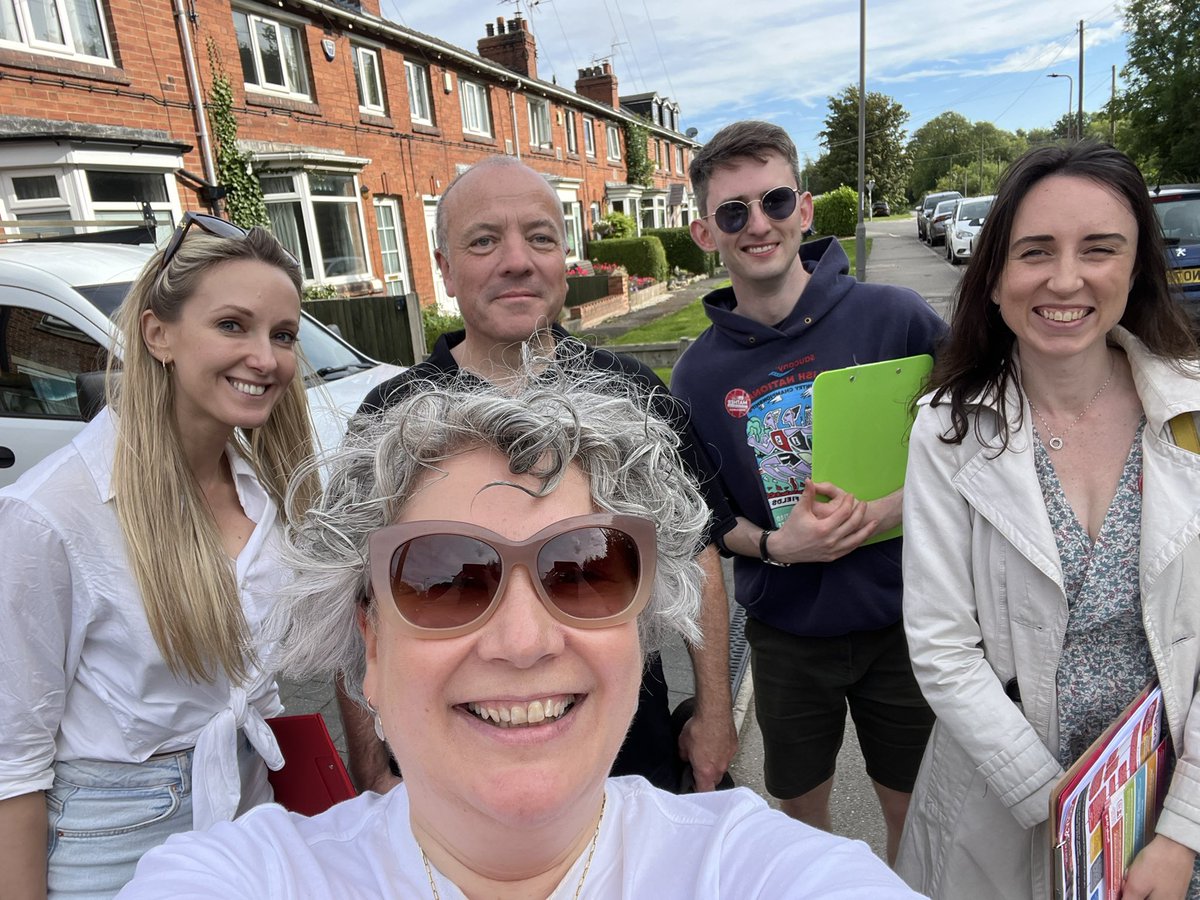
[586,236,669,282]
[642,227,718,275]
[812,185,859,238]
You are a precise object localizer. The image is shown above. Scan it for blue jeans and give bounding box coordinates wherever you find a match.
[45,738,264,899]
[46,750,194,899]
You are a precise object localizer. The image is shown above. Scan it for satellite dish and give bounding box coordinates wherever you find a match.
[685,127,699,139]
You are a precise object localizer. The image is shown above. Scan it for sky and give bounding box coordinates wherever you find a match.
[378,0,1130,163]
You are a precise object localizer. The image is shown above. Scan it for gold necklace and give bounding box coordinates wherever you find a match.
[420,793,607,900]
[1026,354,1116,451]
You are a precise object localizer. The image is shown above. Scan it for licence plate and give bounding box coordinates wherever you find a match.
[1169,266,1200,286]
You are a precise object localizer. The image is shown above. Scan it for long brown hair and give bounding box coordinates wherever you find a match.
[107,227,318,682]
[928,140,1197,448]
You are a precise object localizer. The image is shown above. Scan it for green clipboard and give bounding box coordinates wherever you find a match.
[810,354,932,545]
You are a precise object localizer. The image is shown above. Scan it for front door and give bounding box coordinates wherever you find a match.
[373,197,411,297]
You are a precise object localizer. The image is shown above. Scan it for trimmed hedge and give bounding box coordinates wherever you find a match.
[586,237,669,282]
[643,227,718,275]
[812,185,859,238]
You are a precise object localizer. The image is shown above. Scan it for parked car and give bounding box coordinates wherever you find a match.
[945,195,995,265]
[0,240,403,487]
[1150,185,1200,319]
[928,198,959,247]
[917,190,963,242]
[871,199,891,217]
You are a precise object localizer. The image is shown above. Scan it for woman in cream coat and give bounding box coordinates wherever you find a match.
[898,142,1200,900]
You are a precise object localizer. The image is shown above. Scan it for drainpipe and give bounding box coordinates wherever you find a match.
[172,0,220,211]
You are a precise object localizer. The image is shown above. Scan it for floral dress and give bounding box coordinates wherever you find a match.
[1037,421,1200,897]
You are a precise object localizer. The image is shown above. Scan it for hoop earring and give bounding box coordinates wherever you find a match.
[365,696,387,743]
[160,356,172,372]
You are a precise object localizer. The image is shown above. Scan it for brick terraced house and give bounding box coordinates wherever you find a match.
[0,0,698,311]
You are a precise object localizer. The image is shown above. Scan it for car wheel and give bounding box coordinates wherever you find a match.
[946,242,952,262]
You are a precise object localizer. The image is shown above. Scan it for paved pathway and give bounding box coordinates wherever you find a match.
[280,214,962,862]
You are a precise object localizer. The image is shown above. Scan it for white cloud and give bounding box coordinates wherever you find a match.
[382,0,1126,152]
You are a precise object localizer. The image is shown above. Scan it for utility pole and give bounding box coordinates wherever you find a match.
[979,139,984,194]
[1110,64,1117,144]
[1078,20,1085,142]
[855,0,866,282]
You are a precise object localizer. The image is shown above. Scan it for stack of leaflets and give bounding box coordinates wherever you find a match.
[1051,682,1169,900]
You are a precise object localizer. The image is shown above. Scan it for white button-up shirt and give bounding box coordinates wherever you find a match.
[0,409,285,828]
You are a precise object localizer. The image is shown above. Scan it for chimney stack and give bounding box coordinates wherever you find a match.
[477,15,537,79]
[574,62,619,109]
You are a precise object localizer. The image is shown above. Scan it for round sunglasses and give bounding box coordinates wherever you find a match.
[367,514,657,639]
[705,186,803,234]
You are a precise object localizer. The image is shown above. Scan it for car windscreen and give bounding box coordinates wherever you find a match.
[934,201,957,215]
[75,282,373,380]
[959,200,992,221]
[1153,195,1200,246]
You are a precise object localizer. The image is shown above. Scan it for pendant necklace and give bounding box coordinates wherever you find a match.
[420,792,606,900]
[1026,354,1115,451]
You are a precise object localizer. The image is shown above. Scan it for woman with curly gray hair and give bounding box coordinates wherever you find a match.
[120,358,920,900]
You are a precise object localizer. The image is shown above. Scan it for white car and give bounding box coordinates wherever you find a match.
[945,195,995,266]
[0,240,403,488]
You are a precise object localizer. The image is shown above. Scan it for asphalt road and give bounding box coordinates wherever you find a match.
[280,213,963,862]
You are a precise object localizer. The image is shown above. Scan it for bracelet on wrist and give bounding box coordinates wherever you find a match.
[759,528,791,567]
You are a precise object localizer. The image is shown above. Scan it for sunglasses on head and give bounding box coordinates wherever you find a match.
[706,186,802,234]
[367,514,657,639]
[158,212,299,273]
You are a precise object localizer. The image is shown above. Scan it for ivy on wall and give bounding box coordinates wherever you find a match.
[206,39,269,229]
[623,120,654,188]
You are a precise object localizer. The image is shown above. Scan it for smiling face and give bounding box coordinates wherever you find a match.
[141,258,300,445]
[436,163,568,350]
[995,174,1138,366]
[689,151,812,294]
[361,447,642,832]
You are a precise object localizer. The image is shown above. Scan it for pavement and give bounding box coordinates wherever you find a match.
[279,212,962,862]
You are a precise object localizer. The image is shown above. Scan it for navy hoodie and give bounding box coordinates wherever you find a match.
[673,238,946,636]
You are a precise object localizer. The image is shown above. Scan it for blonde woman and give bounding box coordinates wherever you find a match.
[0,215,317,899]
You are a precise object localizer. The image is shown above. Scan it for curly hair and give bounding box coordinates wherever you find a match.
[269,353,710,705]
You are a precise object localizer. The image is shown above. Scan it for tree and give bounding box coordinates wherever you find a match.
[906,112,975,200]
[810,86,910,210]
[908,114,1026,199]
[1117,0,1200,180]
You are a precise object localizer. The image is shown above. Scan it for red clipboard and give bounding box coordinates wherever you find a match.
[266,714,357,816]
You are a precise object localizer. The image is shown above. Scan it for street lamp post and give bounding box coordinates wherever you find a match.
[1048,73,1074,141]
[855,0,866,281]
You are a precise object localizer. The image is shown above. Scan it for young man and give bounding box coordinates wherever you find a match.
[674,121,946,863]
[338,156,738,796]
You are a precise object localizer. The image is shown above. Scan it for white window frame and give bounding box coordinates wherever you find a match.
[404,59,433,126]
[459,78,492,137]
[353,44,385,115]
[0,0,112,62]
[583,116,595,157]
[676,145,684,175]
[259,170,372,285]
[565,110,578,155]
[528,97,552,150]
[605,123,622,162]
[233,6,311,101]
